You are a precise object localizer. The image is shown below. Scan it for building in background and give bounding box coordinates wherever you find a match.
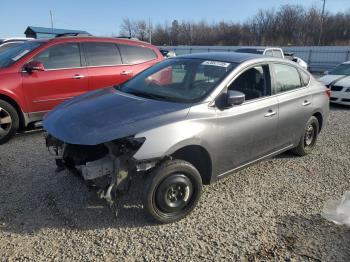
[24,26,90,38]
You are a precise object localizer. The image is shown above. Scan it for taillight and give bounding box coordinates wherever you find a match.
[325,88,331,98]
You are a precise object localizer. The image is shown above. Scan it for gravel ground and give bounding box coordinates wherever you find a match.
[0,104,349,261]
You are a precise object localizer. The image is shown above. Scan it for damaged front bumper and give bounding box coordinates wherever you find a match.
[45,134,158,205]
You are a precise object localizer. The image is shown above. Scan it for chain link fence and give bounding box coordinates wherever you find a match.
[160,46,350,72]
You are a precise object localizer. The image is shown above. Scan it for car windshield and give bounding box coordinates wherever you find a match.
[117,58,236,103]
[0,41,42,68]
[329,63,350,76]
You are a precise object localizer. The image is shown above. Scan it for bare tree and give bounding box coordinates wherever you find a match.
[120,18,136,38]
[121,5,350,46]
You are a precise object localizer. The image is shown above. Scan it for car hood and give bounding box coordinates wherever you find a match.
[43,87,191,145]
[319,74,348,85]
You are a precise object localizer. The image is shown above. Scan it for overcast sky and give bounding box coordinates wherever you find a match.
[1,0,349,37]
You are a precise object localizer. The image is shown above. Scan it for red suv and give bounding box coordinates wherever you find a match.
[0,36,164,144]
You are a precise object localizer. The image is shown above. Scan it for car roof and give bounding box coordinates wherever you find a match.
[42,36,154,47]
[176,52,264,63]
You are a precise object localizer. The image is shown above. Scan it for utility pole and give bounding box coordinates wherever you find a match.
[50,10,54,32]
[318,0,326,46]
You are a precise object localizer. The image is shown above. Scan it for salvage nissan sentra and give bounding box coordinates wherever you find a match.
[44,52,330,223]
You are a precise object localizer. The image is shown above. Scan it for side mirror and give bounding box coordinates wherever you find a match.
[24,61,45,73]
[227,90,245,106]
[323,70,329,75]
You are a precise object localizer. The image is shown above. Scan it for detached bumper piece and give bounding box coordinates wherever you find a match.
[45,134,146,205]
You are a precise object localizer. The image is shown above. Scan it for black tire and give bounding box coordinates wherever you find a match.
[0,100,19,145]
[143,159,202,223]
[292,116,319,156]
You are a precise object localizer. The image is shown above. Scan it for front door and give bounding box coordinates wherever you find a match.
[22,42,88,112]
[214,64,279,175]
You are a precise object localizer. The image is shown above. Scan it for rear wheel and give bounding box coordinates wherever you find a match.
[0,100,19,145]
[292,116,319,156]
[143,160,202,223]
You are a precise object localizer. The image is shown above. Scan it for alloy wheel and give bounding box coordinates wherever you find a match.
[0,107,12,139]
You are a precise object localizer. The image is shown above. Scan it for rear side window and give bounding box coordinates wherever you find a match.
[118,44,157,64]
[272,64,302,93]
[83,42,122,66]
[33,43,81,70]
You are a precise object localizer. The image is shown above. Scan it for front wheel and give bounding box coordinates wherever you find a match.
[143,160,202,223]
[0,100,19,145]
[292,116,319,156]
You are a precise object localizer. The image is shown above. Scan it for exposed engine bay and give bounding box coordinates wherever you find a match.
[45,134,157,205]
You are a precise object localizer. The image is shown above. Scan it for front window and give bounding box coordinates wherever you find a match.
[329,63,350,76]
[117,58,236,103]
[33,43,81,70]
[228,65,271,100]
[0,41,42,68]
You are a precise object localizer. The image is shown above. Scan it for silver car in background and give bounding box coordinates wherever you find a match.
[44,52,330,223]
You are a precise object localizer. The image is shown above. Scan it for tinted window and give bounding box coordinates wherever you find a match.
[273,50,283,58]
[229,65,270,101]
[83,42,122,66]
[118,44,157,64]
[33,43,81,70]
[272,64,302,93]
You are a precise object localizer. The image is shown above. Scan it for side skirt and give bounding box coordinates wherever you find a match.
[216,144,295,180]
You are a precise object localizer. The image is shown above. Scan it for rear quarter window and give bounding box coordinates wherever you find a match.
[298,69,310,86]
[118,44,157,64]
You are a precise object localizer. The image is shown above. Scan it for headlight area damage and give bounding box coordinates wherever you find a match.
[45,134,156,205]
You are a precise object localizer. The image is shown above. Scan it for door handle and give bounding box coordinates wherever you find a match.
[302,100,311,106]
[120,70,133,75]
[264,110,277,117]
[72,74,85,79]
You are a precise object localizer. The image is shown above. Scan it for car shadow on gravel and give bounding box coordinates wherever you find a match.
[245,214,350,261]
[0,169,157,235]
[276,214,350,261]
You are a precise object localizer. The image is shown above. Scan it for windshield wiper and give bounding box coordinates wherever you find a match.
[126,90,170,101]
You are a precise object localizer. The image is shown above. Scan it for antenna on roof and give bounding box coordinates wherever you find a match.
[50,10,54,33]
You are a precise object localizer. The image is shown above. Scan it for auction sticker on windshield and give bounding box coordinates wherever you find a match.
[201,61,231,67]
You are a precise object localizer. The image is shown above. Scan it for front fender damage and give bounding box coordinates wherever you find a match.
[45,134,159,206]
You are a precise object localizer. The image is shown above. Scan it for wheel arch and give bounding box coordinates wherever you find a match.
[171,145,213,185]
[312,112,323,133]
[0,93,25,129]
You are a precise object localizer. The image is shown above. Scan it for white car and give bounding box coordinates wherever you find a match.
[319,61,350,106]
[292,56,308,70]
[236,48,308,70]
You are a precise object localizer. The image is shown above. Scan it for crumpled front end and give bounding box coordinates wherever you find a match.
[45,134,158,205]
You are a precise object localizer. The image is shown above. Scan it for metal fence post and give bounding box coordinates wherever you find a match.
[308,49,312,65]
[346,50,350,61]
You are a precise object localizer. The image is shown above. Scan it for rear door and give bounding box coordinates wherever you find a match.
[271,63,313,147]
[22,42,88,112]
[82,42,130,90]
